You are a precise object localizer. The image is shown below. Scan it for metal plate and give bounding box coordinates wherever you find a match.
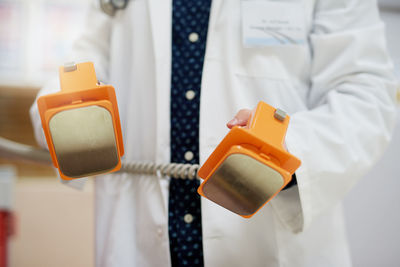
[49,105,119,178]
[202,154,284,216]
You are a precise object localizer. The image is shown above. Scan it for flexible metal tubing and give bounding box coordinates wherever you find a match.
[0,136,200,179]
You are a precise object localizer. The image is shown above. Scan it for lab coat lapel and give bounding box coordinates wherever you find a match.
[147,0,172,67]
[147,0,172,212]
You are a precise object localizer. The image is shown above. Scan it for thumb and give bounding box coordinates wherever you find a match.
[227,109,252,129]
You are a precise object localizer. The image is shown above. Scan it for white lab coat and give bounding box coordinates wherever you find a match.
[30,0,398,266]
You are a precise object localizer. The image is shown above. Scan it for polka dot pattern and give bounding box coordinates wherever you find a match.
[169,0,211,266]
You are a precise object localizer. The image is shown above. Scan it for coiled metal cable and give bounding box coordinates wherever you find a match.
[120,162,200,180]
[0,136,200,180]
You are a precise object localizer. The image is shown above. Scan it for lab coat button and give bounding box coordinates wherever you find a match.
[184,214,194,224]
[184,151,194,161]
[157,227,163,236]
[188,32,199,43]
[185,90,196,100]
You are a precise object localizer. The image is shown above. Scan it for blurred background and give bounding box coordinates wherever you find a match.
[0,0,93,266]
[0,0,399,266]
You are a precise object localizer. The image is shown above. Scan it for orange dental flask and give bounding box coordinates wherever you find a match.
[198,102,301,218]
[37,62,124,180]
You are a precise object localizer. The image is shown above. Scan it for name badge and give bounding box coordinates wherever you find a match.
[241,0,306,47]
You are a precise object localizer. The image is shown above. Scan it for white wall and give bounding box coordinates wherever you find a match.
[343,2,400,267]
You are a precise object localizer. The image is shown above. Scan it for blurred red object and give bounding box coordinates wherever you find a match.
[0,211,14,267]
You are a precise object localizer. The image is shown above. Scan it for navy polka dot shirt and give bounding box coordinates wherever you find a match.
[167,1,298,266]
[169,0,211,266]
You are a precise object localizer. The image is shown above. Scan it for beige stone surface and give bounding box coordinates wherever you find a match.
[9,177,94,267]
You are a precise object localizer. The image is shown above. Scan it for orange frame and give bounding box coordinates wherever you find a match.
[197,101,301,218]
[37,62,124,180]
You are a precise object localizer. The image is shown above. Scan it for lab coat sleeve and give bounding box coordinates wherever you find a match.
[29,0,112,149]
[270,0,398,233]
[29,1,112,189]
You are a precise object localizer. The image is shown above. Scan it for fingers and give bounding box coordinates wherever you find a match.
[227,109,252,129]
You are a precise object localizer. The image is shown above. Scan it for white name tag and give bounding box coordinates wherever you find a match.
[241,0,306,47]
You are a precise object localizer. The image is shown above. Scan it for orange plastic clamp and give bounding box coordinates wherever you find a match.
[197,101,301,217]
[37,62,124,180]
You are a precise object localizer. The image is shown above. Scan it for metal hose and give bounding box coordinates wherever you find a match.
[0,136,200,179]
[0,137,52,165]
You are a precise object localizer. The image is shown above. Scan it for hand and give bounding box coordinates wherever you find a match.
[227,106,289,150]
[226,108,254,129]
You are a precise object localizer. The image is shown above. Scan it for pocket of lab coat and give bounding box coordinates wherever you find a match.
[232,38,310,112]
